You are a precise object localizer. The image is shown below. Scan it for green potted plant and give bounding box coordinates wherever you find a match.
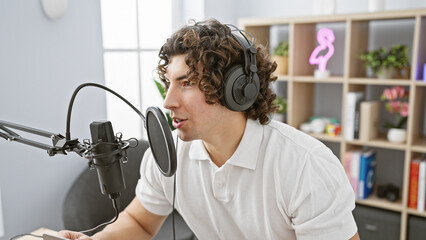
[271,41,289,75]
[358,47,391,78]
[272,96,287,122]
[358,44,410,79]
[387,44,410,79]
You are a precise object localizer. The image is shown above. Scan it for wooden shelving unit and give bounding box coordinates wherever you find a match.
[240,8,426,240]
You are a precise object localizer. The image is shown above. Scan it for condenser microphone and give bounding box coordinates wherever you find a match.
[86,108,176,202]
[89,121,125,200]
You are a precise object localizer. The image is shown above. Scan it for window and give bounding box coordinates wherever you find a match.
[100,0,172,140]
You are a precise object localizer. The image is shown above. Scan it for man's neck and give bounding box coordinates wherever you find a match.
[202,114,247,168]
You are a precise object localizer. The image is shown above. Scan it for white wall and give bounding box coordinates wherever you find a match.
[1,0,426,239]
[0,0,105,239]
[205,0,426,25]
[172,0,206,31]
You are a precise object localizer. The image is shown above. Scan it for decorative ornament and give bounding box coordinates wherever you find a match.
[309,28,335,79]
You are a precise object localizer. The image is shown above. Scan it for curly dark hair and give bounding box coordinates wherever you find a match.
[157,19,277,125]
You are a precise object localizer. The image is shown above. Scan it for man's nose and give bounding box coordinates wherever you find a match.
[163,84,178,110]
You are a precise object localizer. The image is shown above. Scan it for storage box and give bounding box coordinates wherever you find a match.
[407,215,426,240]
[353,205,400,240]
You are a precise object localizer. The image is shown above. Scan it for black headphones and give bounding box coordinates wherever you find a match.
[222,26,260,112]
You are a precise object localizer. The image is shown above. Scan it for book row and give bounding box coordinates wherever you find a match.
[344,150,377,199]
[408,157,426,212]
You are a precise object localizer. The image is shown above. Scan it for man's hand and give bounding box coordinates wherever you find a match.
[56,198,167,240]
[349,232,360,240]
[57,230,92,240]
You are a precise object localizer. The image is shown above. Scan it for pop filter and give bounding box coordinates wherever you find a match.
[145,106,177,177]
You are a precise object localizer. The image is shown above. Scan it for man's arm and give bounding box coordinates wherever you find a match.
[59,197,167,240]
[349,233,360,240]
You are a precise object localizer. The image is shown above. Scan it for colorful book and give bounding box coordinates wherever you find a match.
[358,150,376,199]
[418,160,426,212]
[408,159,420,209]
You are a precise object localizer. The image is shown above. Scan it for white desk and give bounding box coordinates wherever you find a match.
[18,228,57,240]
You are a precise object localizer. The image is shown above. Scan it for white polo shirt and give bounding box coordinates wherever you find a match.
[136,119,357,240]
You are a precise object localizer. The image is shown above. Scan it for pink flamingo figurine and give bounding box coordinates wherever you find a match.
[309,28,335,76]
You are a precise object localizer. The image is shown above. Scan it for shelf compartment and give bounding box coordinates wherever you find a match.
[346,146,405,209]
[293,21,346,77]
[411,138,426,153]
[269,24,291,77]
[293,76,343,83]
[346,84,411,142]
[349,78,411,86]
[356,194,403,213]
[289,82,343,132]
[348,134,408,151]
[410,86,426,150]
[349,18,416,79]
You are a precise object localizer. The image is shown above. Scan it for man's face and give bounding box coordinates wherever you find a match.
[163,54,230,142]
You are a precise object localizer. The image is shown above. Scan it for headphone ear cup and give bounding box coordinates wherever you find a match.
[222,65,259,111]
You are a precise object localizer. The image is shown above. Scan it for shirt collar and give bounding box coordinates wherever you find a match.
[188,119,263,170]
[188,140,210,160]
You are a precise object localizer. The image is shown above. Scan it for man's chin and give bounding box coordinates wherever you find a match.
[177,132,192,142]
[177,131,198,142]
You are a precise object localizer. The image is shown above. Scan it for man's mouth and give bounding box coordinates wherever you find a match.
[172,117,186,128]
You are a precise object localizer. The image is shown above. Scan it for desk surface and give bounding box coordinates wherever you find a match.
[18,228,58,240]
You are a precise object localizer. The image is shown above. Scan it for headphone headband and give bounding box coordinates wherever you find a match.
[226,25,258,79]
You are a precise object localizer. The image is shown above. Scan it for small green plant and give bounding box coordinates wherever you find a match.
[273,41,289,57]
[358,44,409,75]
[273,96,287,114]
[358,47,389,74]
[387,44,409,69]
[154,79,175,130]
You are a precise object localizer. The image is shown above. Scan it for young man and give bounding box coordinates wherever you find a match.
[59,19,359,240]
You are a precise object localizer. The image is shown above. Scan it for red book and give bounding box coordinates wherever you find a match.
[408,159,421,209]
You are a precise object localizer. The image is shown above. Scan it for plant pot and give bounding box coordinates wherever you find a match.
[395,66,410,79]
[271,55,288,75]
[387,128,406,143]
[376,67,393,79]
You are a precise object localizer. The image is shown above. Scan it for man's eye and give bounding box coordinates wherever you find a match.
[182,81,192,87]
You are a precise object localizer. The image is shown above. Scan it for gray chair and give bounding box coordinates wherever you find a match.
[62,140,194,239]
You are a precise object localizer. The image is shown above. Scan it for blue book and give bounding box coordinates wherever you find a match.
[358,150,376,199]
